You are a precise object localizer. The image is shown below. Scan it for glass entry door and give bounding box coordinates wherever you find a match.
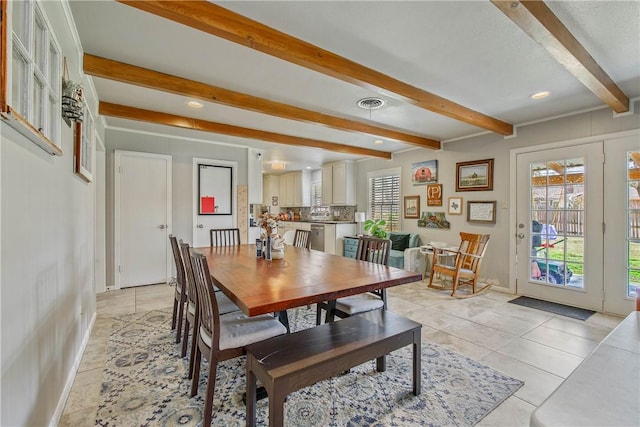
[516,143,604,311]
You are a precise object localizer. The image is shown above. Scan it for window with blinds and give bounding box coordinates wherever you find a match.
[368,173,400,232]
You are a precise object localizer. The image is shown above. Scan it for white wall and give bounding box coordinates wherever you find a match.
[104,129,249,287]
[356,102,640,291]
[0,2,103,425]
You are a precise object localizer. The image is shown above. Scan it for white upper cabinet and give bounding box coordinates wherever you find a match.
[263,174,280,207]
[279,171,310,207]
[321,161,355,206]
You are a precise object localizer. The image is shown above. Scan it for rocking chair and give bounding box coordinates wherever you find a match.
[428,232,490,298]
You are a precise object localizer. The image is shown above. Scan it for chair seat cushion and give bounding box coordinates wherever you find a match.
[200,313,287,350]
[336,294,384,315]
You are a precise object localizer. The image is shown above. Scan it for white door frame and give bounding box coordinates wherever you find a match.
[192,157,238,246]
[114,150,172,289]
[509,129,639,308]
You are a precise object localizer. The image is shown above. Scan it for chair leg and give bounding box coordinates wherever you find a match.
[315,304,323,325]
[175,297,185,344]
[190,344,202,397]
[181,316,190,358]
[171,295,178,330]
[188,319,199,380]
[202,354,218,427]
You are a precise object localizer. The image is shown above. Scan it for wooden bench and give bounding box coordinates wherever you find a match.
[246,310,422,427]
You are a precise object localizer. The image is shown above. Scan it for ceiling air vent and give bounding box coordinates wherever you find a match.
[357,97,386,110]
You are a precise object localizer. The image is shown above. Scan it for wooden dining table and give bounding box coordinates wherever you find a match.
[192,244,422,317]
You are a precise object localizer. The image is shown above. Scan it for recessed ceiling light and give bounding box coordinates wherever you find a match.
[530,91,551,100]
[186,100,203,109]
[306,166,312,169]
[374,140,384,145]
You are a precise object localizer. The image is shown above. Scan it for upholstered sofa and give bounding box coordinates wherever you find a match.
[387,232,423,272]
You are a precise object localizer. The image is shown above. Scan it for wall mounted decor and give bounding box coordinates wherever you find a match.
[198,164,233,215]
[404,195,420,219]
[73,107,94,182]
[456,158,494,191]
[448,197,463,215]
[467,201,496,223]
[427,184,443,206]
[411,160,438,185]
[418,212,450,229]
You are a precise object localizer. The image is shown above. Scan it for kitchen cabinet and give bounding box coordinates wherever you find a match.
[279,171,310,207]
[263,174,279,207]
[321,161,355,205]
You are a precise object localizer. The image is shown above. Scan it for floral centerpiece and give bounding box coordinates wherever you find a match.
[257,213,279,237]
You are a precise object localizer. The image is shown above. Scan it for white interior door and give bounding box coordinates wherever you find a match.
[603,134,639,315]
[115,150,172,288]
[515,143,603,311]
[192,158,237,247]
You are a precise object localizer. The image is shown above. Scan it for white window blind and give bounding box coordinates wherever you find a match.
[368,172,400,232]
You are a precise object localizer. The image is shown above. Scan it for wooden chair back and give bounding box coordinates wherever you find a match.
[210,228,241,247]
[169,235,185,289]
[456,232,490,273]
[292,229,311,249]
[191,252,222,352]
[179,241,198,309]
[356,236,391,266]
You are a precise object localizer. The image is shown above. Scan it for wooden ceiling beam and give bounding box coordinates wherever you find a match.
[99,102,393,159]
[84,54,439,150]
[117,0,513,136]
[492,0,629,113]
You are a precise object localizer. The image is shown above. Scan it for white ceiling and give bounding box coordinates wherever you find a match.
[69,1,640,173]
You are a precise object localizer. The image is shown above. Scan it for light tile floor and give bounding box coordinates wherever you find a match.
[59,281,623,426]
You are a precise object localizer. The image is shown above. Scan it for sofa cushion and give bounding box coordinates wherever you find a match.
[388,250,405,269]
[409,234,420,248]
[389,233,410,251]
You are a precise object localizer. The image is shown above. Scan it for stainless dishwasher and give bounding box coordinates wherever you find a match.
[310,224,325,251]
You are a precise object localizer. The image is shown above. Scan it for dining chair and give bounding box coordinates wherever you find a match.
[427,232,491,298]
[179,241,239,377]
[316,236,391,324]
[169,235,187,344]
[209,228,241,247]
[292,229,311,249]
[189,252,287,427]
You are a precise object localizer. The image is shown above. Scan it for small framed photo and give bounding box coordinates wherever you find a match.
[456,158,494,192]
[467,201,496,224]
[427,184,443,206]
[404,195,420,219]
[448,197,463,215]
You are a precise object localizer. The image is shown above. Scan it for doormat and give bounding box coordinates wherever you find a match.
[509,296,595,321]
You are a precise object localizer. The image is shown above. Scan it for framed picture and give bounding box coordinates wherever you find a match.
[404,195,420,219]
[427,184,443,206]
[448,197,463,215]
[411,160,438,185]
[467,201,496,224]
[456,158,494,192]
[198,164,233,215]
[73,107,94,182]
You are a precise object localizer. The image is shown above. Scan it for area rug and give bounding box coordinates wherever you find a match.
[509,296,595,321]
[96,308,523,426]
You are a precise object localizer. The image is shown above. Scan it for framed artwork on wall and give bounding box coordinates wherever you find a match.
[467,201,496,223]
[74,107,94,182]
[456,158,494,192]
[448,197,463,215]
[411,160,438,185]
[427,184,443,206]
[404,195,420,219]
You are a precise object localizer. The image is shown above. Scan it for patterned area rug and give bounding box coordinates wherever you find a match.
[96,308,523,426]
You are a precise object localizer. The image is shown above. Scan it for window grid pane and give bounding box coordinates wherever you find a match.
[369,174,400,232]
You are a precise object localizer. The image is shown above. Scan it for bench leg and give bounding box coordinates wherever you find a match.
[246,363,257,427]
[269,387,286,427]
[413,329,421,396]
